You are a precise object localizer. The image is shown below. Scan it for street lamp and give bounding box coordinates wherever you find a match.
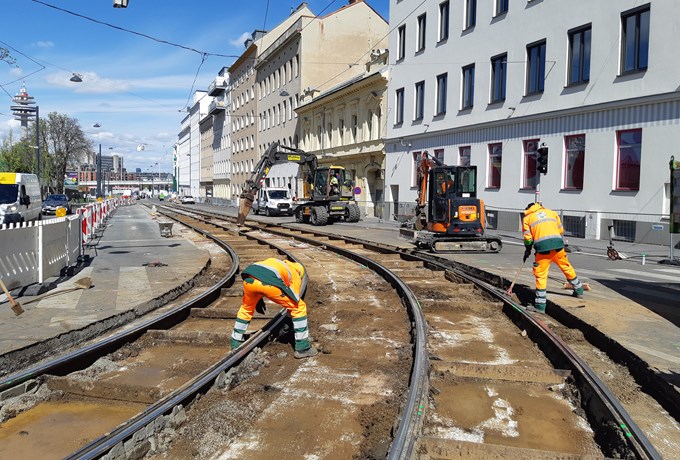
[10,82,39,181]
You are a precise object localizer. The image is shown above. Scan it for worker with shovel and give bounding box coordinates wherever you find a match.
[522,202,585,313]
[231,258,317,359]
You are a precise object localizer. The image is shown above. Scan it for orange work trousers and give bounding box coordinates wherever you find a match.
[237,278,308,322]
[532,249,577,291]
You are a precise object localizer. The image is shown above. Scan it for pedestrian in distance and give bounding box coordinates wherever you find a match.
[522,202,585,313]
[231,257,318,359]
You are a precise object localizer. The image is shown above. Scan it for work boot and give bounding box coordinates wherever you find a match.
[523,304,546,314]
[572,288,584,299]
[293,346,318,359]
[230,338,244,351]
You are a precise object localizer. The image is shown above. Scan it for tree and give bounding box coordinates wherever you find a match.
[0,130,35,172]
[24,112,92,193]
[0,47,17,68]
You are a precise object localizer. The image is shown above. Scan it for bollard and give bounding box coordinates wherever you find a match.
[641,253,646,265]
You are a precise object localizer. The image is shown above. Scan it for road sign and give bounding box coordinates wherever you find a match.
[354,186,361,195]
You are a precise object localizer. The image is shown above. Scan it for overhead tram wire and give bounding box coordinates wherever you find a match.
[30,0,240,59]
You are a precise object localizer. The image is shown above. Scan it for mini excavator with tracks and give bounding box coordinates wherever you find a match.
[399,151,502,253]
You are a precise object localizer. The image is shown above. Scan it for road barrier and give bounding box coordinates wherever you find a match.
[0,198,125,292]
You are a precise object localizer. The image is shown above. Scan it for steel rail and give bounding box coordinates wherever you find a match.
[65,207,310,459]
[0,225,238,394]
[154,206,661,459]
[240,218,661,460]
[155,205,431,459]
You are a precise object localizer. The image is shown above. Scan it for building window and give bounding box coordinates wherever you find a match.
[490,54,507,103]
[417,14,427,52]
[459,146,471,166]
[488,143,502,188]
[434,149,444,164]
[523,139,539,189]
[617,129,642,190]
[395,88,404,124]
[398,25,406,60]
[565,134,585,190]
[495,0,508,16]
[465,0,476,29]
[526,40,546,94]
[414,81,425,120]
[439,1,450,41]
[351,114,358,142]
[568,25,591,85]
[436,73,447,115]
[621,5,650,73]
[462,64,475,110]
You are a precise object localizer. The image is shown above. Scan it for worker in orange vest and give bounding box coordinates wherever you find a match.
[522,202,584,313]
[231,258,317,359]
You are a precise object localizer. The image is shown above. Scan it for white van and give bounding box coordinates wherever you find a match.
[253,187,294,216]
[0,172,42,224]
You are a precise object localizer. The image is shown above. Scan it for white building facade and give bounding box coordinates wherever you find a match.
[387,0,679,244]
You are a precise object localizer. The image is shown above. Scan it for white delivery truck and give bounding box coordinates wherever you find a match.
[253,187,294,216]
[0,172,42,224]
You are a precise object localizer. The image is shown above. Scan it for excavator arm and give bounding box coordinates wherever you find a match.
[413,151,444,230]
[237,142,318,224]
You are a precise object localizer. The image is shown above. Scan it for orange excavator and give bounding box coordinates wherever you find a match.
[400,151,502,253]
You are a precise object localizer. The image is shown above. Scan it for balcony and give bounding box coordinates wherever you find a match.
[208,77,227,96]
[207,99,226,115]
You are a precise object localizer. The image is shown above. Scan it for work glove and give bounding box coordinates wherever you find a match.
[255,298,267,315]
[523,246,533,263]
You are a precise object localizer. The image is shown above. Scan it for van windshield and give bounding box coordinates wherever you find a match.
[268,190,288,199]
[0,184,18,204]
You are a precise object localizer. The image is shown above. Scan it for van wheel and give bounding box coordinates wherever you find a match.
[265,207,271,217]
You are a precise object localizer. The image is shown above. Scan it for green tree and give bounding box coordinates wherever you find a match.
[0,130,35,172]
[24,112,92,193]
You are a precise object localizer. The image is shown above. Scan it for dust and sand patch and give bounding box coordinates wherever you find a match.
[428,315,518,366]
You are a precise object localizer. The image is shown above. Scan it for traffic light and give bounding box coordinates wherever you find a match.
[536,145,549,174]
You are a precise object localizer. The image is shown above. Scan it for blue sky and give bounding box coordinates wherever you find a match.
[0,0,389,174]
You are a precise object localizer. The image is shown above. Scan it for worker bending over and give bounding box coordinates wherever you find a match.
[231,258,318,359]
[522,202,584,313]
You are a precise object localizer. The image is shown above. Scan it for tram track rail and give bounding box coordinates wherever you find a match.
[0,202,666,459]
[157,204,663,459]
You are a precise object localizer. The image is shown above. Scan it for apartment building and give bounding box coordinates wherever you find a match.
[228,34,261,201]
[206,67,231,201]
[254,0,389,192]
[176,90,208,198]
[387,0,680,244]
[297,49,389,217]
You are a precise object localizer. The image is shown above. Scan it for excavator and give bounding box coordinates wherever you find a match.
[237,142,361,226]
[399,151,502,253]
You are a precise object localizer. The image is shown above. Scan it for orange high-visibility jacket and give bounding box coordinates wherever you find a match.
[522,203,565,253]
[241,258,305,302]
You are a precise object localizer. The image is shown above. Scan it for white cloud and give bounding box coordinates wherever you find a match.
[36,41,54,49]
[44,71,133,93]
[229,32,251,48]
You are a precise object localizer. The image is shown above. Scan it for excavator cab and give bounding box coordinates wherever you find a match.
[427,165,484,234]
[310,166,354,200]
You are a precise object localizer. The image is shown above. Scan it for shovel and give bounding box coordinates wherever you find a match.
[505,260,526,304]
[0,277,24,316]
[22,277,93,306]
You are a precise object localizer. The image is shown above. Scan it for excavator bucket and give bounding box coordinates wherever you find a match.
[237,190,256,224]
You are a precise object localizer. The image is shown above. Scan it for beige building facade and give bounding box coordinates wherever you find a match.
[297,49,388,218]
[254,0,388,194]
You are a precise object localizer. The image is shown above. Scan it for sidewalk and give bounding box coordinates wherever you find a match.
[0,203,211,366]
